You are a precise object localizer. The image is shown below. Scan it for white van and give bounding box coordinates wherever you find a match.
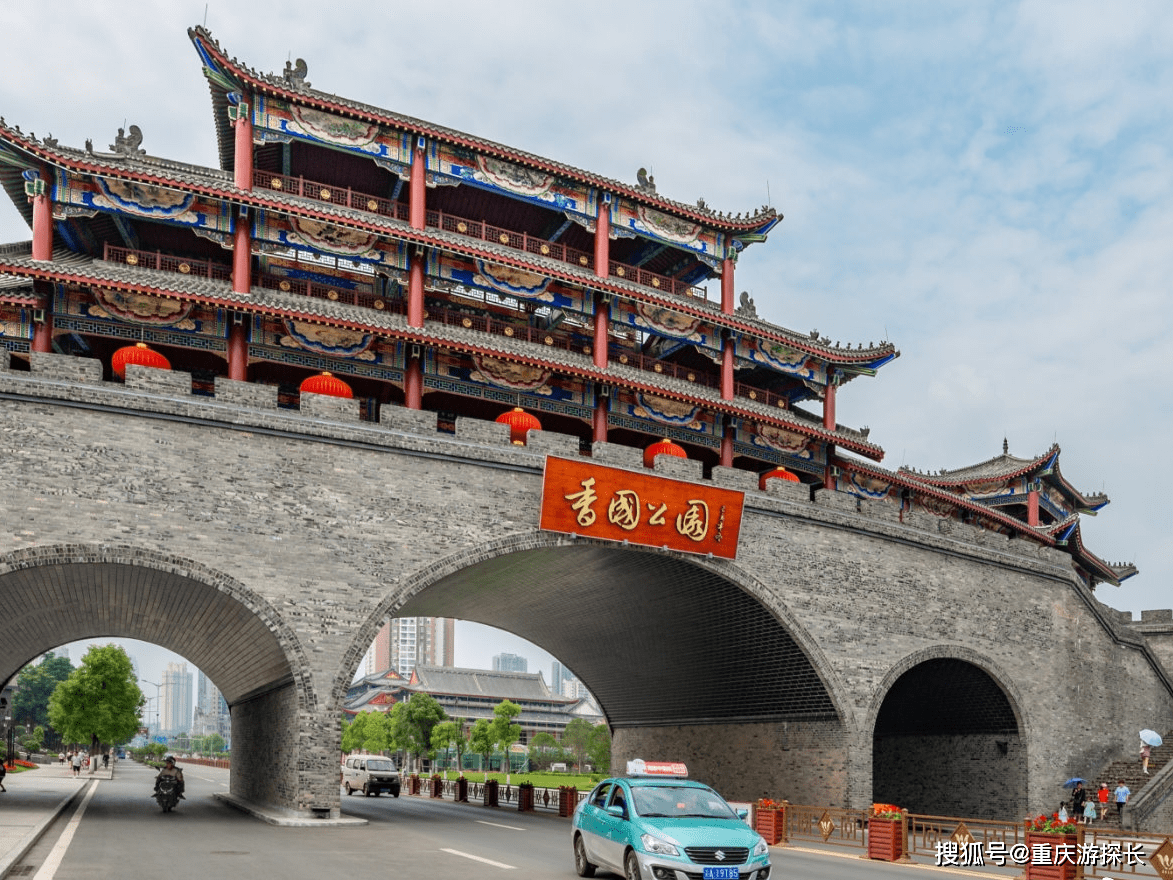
[341,754,401,797]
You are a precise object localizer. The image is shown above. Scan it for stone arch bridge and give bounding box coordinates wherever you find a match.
[2,350,1170,822]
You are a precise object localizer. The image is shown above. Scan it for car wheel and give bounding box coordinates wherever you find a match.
[363,784,372,797]
[573,834,597,877]
[392,790,400,798]
[344,783,352,796]
[624,849,642,880]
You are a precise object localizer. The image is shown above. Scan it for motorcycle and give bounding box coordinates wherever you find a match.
[154,773,180,812]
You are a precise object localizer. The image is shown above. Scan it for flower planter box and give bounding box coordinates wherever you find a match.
[558,786,578,818]
[755,806,786,845]
[1024,832,1080,880]
[430,776,443,798]
[455,777,468,803]
[867,817,905,861]
[483,779,499,807]
[518,782,535,812]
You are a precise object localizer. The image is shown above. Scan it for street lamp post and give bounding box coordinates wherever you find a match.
[140,679,161,741]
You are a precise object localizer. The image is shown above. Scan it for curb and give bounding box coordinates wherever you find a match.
[0,780,89,880]
[213,792,368,827]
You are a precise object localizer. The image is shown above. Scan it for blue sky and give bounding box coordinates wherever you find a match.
[3,2,1170,689]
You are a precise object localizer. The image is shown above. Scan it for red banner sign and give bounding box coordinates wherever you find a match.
[539,457,743,559]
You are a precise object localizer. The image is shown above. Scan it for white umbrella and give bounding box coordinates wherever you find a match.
[1140,729,1163,747]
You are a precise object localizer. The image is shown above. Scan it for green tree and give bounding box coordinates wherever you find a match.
[18,724,45,760]
[342,710,393,754]
[489,700,522,784]
[392,693,447,772]
[562,717,593,771]
[469,718,495,780]
[587,723,612,774]
[431,719,468,773]
[528,731,564,771]
[205,733,225,754]
[13,652,75,736]
[48,645,143,756]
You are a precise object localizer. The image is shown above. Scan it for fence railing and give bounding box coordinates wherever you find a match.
[104,243,232,282]
[411,777,587,814]
[256,169,410,223]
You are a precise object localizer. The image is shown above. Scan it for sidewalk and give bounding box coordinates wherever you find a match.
[0,763,114,878]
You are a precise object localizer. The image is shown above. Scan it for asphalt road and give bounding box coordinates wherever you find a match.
[8,762,977,880]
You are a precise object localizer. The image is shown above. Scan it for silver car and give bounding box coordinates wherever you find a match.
[341,754,401,797]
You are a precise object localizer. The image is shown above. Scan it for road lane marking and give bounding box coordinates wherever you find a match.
[439,848,516,869]
[476,819,525,831]
[33,780,99,880]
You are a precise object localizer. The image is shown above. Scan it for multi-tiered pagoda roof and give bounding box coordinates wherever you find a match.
[0,26,1132,588]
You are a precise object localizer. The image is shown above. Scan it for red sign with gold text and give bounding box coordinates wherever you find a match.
[539,457,744,559]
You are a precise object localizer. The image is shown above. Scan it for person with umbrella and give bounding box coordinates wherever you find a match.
[1071,780,1088,818]
[1140,730,1162,775]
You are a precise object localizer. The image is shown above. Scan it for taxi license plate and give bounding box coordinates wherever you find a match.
[702,869,739,880]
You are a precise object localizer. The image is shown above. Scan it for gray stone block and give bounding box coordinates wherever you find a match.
[590,442,643,469]
[124,363,192,396]
[711,466,757,492]
[814,488,858,512]
[526,429,580,457]
[1142,610,1173,623]
[30,351,102,383]
[300,392,360,422]
[456,416,511,446]
[0,349,9,370]
[215,377,279,409]
[653,455,703,482]
[762,473,810,502]
[379,404,438,435]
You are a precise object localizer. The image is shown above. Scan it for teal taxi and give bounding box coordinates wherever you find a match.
[571,761,771,880]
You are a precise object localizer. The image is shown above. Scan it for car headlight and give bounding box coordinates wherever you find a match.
[640,833,680,857]
[753,837,769,856]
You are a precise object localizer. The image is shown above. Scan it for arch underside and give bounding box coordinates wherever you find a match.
[397,545,837,728]
[0,562,292,705]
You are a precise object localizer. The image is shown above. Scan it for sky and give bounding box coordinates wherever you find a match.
[3,2,1171,696]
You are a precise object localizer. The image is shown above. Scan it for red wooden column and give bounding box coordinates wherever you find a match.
[232,217,251,295]
[592,388,608,443]
[227,317,248,381]
[720,256,735,315]
[721,334,734,401]
[232,96,253,191]
[824,446,838,491]
[720,422,734,468]
[408,140,426,328]
[31,193,52,261]
[404,354,422,410]
[592,196,610,369]
[28,174,54,351]
[823,378,837,431]
[1027,487,1040,526]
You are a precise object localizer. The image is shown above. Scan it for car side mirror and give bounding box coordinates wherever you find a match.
[737,809,748,820]
[606,805,625,819]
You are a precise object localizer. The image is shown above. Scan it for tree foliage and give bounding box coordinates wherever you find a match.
[469,718,495,778]
[561,717,594,771]
[527,731,565,771]
[342,710,393,754]
[389,694,447,770]
[431,719,468,771]
[13,652,75,732]
[587,723,612,773]
[48,645,143,750]
[489,700,523,783]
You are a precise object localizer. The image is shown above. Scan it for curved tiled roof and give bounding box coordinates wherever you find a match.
[188,27,778,237]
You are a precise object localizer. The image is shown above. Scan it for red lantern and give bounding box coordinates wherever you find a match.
[759,466,801,490]
[299,371,353,399]
[495,407,541,445]
[112,342,170,379]
[644,438,687,468]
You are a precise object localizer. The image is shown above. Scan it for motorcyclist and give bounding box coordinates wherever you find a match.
[154,755,185,799]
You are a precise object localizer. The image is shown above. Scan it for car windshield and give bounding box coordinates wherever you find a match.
[366,760,394,772]
[631,784,737,819]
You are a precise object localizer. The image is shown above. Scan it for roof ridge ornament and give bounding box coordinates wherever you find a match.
[635,167,656,193]
[111,125,145,156]
[284,57,310,89]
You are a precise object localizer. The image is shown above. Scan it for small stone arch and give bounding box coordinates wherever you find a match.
[864,644,1029,820]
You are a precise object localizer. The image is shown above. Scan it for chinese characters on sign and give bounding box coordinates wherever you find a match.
[934,839,1149,869]
[539,457,744,559]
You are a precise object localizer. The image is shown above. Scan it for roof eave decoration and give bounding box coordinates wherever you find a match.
[186,25,778,236]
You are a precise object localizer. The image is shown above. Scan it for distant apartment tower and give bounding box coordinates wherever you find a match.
[551,661,585,699]
[194,670,231,745]
[367,617,455,677]
[160,661,193,736]
[493,652,528,674]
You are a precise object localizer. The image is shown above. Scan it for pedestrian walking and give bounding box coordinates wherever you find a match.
[0,759,7,792]
[1098,782,1110,819]
[1114,780,1130,818]
[1071,781,1087,819]
[1083,796,1097,824]
[70,752,81,777]
[1141,741,1152,774]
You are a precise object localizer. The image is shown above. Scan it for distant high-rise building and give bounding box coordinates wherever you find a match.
[160,661,193,736]
[493,652,528,674]
[194,670,230,745]
[551,661,585,698]
[368,617,454,677]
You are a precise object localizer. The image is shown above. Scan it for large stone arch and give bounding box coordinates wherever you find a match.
[0,544,323,816]
[864,645,1029,820]
[339,531,857,804]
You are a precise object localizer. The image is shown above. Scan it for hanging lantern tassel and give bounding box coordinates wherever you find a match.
[299,371,354,399]
[495,407,541,445]
[759,465,801,490]
[644,438,687,468]
[112,342,171,380]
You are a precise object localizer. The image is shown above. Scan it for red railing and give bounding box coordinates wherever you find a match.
[611,348,720,391]
[255,169,410,223]
[425,209,594,272]
[735,382,789,410]
[607,260,709,301]
[258,272,403,313]
[104,243,232,281]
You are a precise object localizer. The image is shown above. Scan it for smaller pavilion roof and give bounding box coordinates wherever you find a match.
[408,665,563,703]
